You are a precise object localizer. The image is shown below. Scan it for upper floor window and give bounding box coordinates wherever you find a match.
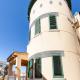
[53,56,63,77]
[35,19,41,35]
[29,29,31,41]
[35,58,42,78]
[49,15,57,29]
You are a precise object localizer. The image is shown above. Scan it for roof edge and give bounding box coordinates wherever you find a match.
[28,0,37,20]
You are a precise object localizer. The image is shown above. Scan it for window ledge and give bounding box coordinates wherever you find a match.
[53,77,64,80]
[53,76,64,78]
[49,29,60,32]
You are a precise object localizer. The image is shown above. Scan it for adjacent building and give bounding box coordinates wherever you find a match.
[27,0,80,80]
[7,52,28,80]
[74,12,80,40]
[0,61,6,79]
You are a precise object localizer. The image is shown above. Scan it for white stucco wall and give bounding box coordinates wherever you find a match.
[42,57,53,80]
[29,0,72,26]
[62,52,80,80]
[27,0,80,80]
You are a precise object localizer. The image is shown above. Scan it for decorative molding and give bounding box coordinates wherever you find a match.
[29,50,64,60]
[29,12,59,29]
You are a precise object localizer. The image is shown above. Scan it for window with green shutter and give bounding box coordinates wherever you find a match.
[53,56,63,77]
[49,15,57,29]
[35,19,41,35]
[35,58,42,78]
[29,29,31,41]
[28,59,33,79]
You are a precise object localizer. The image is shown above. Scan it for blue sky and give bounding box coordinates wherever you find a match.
[0,0,80,61]
[0,0,30,61]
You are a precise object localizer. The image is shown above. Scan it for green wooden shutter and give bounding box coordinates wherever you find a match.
[28,59,33,79]
[35,58,42,78]
[49,15,57,29]
[29,29,31,41]
[35,19,41,35]
[53,56,63,77]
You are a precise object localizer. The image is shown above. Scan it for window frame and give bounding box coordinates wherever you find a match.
[29,29,31,41]
[28,59,34,79]
[35,18,41,35]
[49,15,57,30]
[35,58,42,78]
[52,56,64,78]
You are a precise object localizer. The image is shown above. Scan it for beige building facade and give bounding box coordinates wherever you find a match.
[27,0,80,80]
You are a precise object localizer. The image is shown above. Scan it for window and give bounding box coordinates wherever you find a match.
[49,15,57,29]
[28,59,33,79]
[35,58,42,78]
[35,19,41,35]
[29,29,31,41]
[53,56,63,77]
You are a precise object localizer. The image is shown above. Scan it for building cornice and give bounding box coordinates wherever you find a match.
[28,0,72,20]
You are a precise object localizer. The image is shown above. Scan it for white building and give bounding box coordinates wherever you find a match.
[27,0,80,80]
